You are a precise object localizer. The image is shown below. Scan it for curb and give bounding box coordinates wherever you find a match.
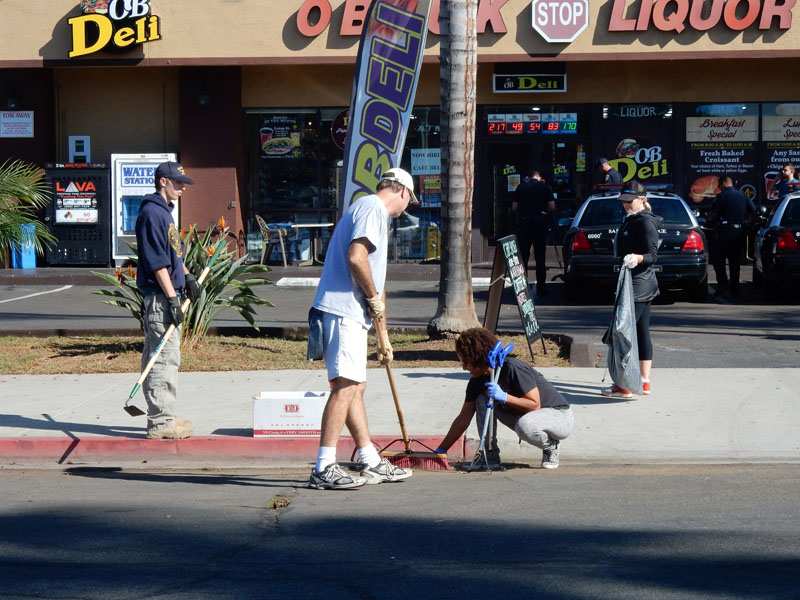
[0,435,465,467]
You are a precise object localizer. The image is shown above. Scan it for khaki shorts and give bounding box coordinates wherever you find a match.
[322,312,368,383]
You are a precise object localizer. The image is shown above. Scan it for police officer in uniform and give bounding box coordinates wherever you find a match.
[710,176,756,299]
[512,169,555,296]
[597,158,623,186]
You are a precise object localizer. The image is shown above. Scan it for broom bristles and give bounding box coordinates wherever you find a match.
[381,449,450,471]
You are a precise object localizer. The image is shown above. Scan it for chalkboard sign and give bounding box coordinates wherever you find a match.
[483,234,545,361]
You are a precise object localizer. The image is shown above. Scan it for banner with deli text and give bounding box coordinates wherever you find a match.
[339,0,432,213]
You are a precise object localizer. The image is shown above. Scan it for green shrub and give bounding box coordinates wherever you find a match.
[94,220,272,347]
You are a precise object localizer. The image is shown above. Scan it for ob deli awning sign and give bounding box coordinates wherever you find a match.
[493,74,567,93]
[68,0,162,58]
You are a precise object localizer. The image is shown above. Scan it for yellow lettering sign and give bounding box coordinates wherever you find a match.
[68,14,114,58]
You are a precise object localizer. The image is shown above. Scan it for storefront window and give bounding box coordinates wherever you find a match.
[685,103,759,207]
[761,102,800,203]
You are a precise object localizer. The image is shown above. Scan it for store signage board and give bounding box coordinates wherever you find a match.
[111,153,177,262]
[54,179,99,224]
[531,0,589,43]
[763,116,800,142]
[493,74,567,93]
[608,0,794,32]
[0,111,34,138]
[686,117,758,142]
[484,234,545,362]
[69,0,162,59]
[410,148,441,176]
[339,0,432,212]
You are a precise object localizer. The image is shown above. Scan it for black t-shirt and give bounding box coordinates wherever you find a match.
[465,357,569,410]
[711,188,756,225]
[514,179,553,225]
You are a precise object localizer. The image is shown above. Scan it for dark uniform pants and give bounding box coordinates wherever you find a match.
[517,223,548,290]
[713,226,746,294]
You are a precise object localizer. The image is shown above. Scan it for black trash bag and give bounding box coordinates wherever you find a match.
[603,267,642,394]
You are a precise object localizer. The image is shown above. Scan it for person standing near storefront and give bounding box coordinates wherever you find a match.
[135,161,199,439]
[770,163,799,204]
[512,169,555,296]
[602,181,660,399]
[597,158,623,186]
[710,176,757,299]
[307,168,417,490]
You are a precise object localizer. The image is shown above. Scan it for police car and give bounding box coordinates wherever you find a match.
[562,190,709,301]
[754,191,800,297]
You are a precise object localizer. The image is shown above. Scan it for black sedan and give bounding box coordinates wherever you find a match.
[754,192,800,297]
[562,191,709,301]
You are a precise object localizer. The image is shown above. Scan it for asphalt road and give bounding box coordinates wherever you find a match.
[1,465,798,599]
[1,276,798,368]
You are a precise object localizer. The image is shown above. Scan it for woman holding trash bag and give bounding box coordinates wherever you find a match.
[602,181,660,399]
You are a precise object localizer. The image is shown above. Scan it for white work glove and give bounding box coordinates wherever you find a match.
[623,254,639,269]
[366,296,385,321]
[376,327,394,365]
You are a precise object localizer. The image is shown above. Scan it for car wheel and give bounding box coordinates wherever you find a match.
[688,280,708,303]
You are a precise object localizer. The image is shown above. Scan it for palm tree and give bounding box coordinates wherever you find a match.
[427,0,480,337]
[0,160,55,266]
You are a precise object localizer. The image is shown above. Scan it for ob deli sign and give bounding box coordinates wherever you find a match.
[69,0,162,58]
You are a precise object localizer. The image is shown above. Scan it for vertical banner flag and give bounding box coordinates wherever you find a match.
[339,0,432,213]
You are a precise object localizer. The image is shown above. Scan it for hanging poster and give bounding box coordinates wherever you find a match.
[54,179,98,224]
[686,143,758,205]
[259,115,302,159]
[0,111,34,138]
[761,104,800,202]
[599,104,674,186]
[418,174,441,207]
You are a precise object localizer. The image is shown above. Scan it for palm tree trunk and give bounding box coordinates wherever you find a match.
[427,0,480,338]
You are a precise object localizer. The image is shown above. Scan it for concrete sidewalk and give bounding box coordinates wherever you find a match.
[1,367,798,467]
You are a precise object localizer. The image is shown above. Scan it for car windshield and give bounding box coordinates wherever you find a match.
[579,197,693,226]
[781,198,800,226]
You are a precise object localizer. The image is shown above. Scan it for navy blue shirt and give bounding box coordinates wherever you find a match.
[712,187,757,225]
[135,193,185,293]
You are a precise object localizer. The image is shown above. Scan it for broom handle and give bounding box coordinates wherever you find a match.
[133,263,213,389]
[384,362,411,452]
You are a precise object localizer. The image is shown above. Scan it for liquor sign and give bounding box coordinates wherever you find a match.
[0,111,34,138]
[531,0,589,43]
[69,0,162,58]
[686,117,759,142]
[608,0,794,33]
[493,74,567,93]
[339,0,432,211]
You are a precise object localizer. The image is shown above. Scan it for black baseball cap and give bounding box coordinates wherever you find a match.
[155,161,194,185]
[596,157,609,167]
[619,180,647,202]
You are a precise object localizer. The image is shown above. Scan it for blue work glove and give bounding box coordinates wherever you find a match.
[433,447,447,455]
[485,381,508,405]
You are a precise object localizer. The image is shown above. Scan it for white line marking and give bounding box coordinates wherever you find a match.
[276,277,320,288]
[0,285,73,304]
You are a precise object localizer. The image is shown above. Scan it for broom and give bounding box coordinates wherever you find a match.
[374,318,450,471]
[123,241,224,417]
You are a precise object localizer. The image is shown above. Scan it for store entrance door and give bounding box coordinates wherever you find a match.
[488,140,581,239]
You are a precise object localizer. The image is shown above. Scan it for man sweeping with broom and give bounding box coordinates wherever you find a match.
[307,168,417,490]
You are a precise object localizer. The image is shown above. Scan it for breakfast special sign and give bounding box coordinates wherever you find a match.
[339,0,432,210]
[69,0,162,58]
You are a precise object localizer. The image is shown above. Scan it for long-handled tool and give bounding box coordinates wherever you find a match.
[373,317,449,471]
[469,342,514,471]
[123,242,223,417]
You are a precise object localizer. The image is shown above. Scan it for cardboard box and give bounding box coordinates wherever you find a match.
[252,391,329,437]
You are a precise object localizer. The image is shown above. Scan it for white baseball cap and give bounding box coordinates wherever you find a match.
[381,167,419,204]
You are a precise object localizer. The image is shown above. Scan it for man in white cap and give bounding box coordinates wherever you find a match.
[307,167,418,489]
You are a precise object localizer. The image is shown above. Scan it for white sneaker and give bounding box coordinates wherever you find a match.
[360,458,413,484]
[308,463,366,490]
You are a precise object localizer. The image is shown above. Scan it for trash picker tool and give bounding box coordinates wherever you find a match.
[123,242,224,417]
[373,317,449,471]
[470,342,513,472]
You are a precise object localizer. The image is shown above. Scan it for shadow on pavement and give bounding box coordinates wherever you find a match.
[211,428,253,437]
[0,414,144,438]
[65,467,307,488]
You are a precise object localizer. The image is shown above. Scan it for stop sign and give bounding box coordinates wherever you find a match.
[531,0,589,43]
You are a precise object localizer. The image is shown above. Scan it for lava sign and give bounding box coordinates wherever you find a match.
[531,0,589,43]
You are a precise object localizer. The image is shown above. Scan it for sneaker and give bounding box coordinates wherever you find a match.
[465,448,503,472]
[360,458,413,484]
[642,380,651,395]
[542,439,560,469]
[146,418,193,439]
[601,385,633,399]
[308,463,366,490]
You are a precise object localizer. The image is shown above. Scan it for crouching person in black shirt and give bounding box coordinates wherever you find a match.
[434,327,574,469]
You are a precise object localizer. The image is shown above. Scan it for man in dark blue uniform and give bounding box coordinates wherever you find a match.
[512,170,555,296]
[135,161,199,439]
[597,158,623,185]
[710,176,757,299]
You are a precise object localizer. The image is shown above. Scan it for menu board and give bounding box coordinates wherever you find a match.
[487,113,577,136]
[499,234,542,343]
[762,106,800,201]
[259,115,302,159]
[686,142,758,205]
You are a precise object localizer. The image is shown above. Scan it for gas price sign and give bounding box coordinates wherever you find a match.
[487,112,577,136]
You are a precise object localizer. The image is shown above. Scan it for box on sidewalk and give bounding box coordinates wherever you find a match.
[252,391,329,438]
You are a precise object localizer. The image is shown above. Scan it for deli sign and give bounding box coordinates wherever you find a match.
[68,0,162,58]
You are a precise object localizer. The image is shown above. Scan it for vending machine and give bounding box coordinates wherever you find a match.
[111,153,178,266]
[45,163,111,266]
